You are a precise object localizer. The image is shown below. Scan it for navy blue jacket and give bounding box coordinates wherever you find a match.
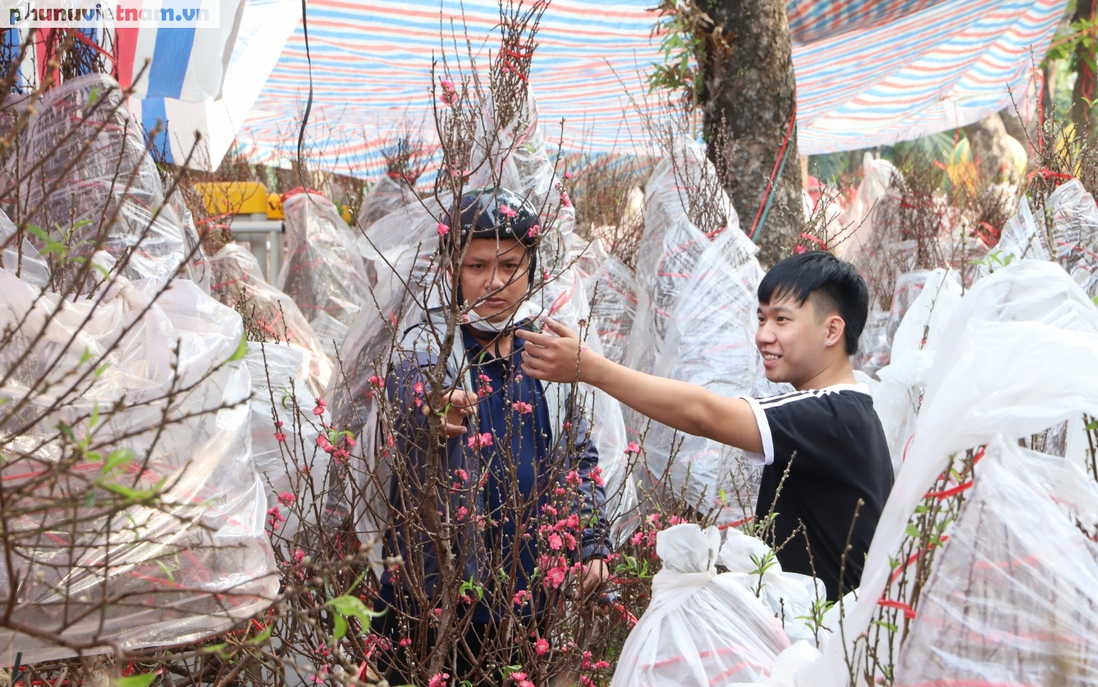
[378,322,610,618]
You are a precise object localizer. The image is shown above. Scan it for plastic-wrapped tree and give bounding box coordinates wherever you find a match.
[208,242,333,395]
[276,189,372,356]
[3,73,207,293]
[356,136,425,233]
[894,437,1098,685]
[990,179,1098,297]
[624,140,766,524]
[588,256,639,366]
[0,264,276,661]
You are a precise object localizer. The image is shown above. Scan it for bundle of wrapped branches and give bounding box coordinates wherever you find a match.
[2,73,206,294]
[0,245,276,660]
[623,139,768,524]
[276,189,372,357]
[208,242,333,396]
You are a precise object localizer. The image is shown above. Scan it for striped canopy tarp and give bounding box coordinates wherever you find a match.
[202,0,1067,176]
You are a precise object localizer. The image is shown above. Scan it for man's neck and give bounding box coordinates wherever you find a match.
[468,327,515,358]
[794,359,858,391]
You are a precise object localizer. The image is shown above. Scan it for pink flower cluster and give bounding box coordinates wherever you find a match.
[467,432,493,450]
[428,672,450,687]
[511,672,534,687]
[512,400,533,414]
[439,78,457,106]
[266,506,284,530]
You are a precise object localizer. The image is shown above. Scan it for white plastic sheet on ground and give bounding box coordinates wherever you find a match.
[624,140,764,523]
[4,73,207,291]
[893,436,1098,685]
[277,191,372,353]
[0,271,277,661]
[611,524,789,687]
[208,242,332,395]
[810,260,1098,687]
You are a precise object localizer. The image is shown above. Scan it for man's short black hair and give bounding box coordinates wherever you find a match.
[758,251,868,356]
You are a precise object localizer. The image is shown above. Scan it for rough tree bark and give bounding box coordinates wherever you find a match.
[702,0,802,267]
[1072,0,1097,142]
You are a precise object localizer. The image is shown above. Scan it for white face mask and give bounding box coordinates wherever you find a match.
[463,299,543,333]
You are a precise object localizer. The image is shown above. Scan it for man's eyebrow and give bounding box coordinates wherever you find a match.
[760,304,795,313]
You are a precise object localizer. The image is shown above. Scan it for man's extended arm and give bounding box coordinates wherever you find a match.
[517,319,763,454]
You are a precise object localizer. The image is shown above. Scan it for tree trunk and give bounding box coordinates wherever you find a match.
[702,0,802,268]
[962,113,1023,185]
[1073,0,1097,142]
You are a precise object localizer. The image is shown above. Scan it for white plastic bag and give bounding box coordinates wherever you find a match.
[718,528,828,646]
[610,524,789,687]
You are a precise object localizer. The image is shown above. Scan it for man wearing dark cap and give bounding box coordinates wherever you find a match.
[373,188,610,680]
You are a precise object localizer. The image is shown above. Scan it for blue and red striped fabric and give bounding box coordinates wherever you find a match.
[228,0,1065,178]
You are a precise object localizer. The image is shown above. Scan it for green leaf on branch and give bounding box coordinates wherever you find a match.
[326,593,384,640]
[227,331,248,362]
[115,672,159,687]
[103,448,135,473]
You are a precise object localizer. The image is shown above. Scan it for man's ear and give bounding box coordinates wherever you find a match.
[825,315,846,349]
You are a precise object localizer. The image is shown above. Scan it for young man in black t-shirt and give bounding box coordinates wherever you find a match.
[516,251,893,600]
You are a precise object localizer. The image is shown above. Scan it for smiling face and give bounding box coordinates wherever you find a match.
[756,292,847,389]
[458,237,531,323]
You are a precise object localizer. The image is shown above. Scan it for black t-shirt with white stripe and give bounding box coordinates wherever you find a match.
[743,383,893,600]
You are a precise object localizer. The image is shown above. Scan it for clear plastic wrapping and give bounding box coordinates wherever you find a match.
[610,524,789,687]
[814,260,1098,686]
[276,191,372,346]
[894,437,1098,685]
[244,342,330,543]
[990,179,1098,296]
[624,141,763,523]
[870,269,962,471]
[208,242,332,395]
[0,271,277,662]
[4,73,207,291]
[837,156,901,263]
[588,256,638,365]
[356,175,418,232]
